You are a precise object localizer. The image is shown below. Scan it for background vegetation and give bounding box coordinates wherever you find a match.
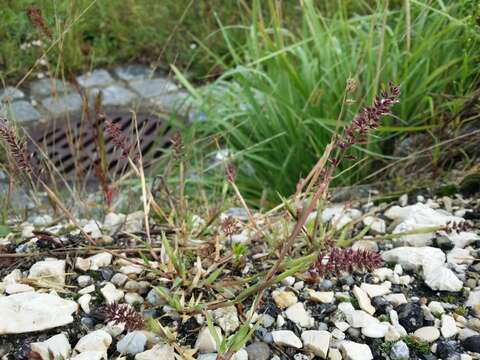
[0,0,251,83]
[184,0,480,204]
[1,0,479,207]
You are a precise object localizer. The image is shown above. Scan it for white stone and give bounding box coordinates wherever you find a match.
[322,206,362,228]
[195,327,222,353]
[385,325,402,341]
[428,301,445,315]
[28,259,66,285]
[75,257,91,272]
[306,290,334,303]
[125,292,144,305]
[394,264,403,275]
[441,315,458,338]
[389,310,407,336]
[125,280,148,292]
[413,326,440,342]
[373,268,394,281]
[78,284,95,295]
[294,281,304,291]
[88,252,112,270]
[77,275,92,287]
[104,320,125,337]
[301,330,330,358]
[111,273,129,287]
[83,220,103,239]
[353,286,375,315]
[390,273,401,285]
[103,212,126,233]
[467,290,480,307]
[32,214,53,226]
[331,328,346,340]
[124,211,144,233]
[398,275,413,285]
[119,264,144,275]
[285,302,314,328]
[282,276,296,286]
[100,283,124,304]
[335,321,350,332]
[459,328,479,341]
[423,265,463,292]
[5,283,34,294]
[197,355,217,360]
[78,294,91,314]
[361,322,389,338]
[117,331,147,355]
[387,203,478,247]
[363,216,386,234]
[70,352,104,360]
[340,340,373,360]
[385,205,410,220]
[232,348,248,360]
[386,203,434,221]
[338,302,356,318]
[455,314,467,327]
[261,314,275,328]
[384,293,407,307]
[272,289,298,309]
[2,269,22,285]
[382,246,445,271]
[21,223,35,238]
[347,310,378,329]
[30,333,71,360]
[271,330,302,348]
[328,349,342,360]
[352,240,379,252]
[444,231,479,249]
[0,292,77,334]
[212,305,240,333]
[231,230,249,244]
[448,247,474,266]
[321,206,344,222]
[360,283,391,298]
[135,344,175,360]
[74,330,112,358]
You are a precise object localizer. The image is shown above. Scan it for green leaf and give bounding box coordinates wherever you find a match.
[0,225,11,237]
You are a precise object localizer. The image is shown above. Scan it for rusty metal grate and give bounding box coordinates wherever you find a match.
[26,110,173,180]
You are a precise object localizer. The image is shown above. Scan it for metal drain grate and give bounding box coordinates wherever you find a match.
[27,110,173,180]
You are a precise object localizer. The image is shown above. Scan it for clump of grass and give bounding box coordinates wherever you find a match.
[454,305,469,317]
[381,335,430,355]
[402,335,430,354]
[190,0,480,204]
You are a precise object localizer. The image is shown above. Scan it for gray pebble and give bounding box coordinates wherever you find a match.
[390,340,409,360]
[246,342,271,360]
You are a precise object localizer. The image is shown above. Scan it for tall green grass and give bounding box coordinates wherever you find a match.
[189,0,480,205]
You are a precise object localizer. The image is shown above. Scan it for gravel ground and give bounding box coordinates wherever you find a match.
[0,189,479,360]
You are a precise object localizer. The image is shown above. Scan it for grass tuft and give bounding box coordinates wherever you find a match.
[191,0,480,204]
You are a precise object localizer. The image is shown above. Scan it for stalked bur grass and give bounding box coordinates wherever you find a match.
[0,117,97,246]
[213,81,400,359]
[0,117,162,270]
